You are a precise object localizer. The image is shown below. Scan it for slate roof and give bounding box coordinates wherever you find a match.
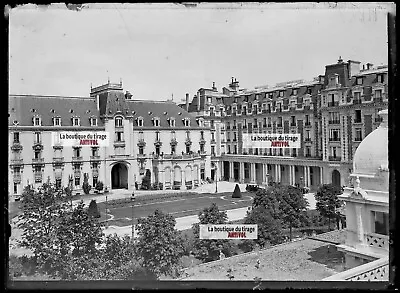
[8,95,103,127]
[126,100,202,128]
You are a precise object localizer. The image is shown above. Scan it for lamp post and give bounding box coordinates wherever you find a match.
[215,165,218,193]
[266,173,269,187]
[105,193,108,228]
[131,191,135,240]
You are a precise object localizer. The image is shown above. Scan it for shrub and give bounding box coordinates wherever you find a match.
[95,181,104,192]
[87,200,101,218]
[141,169,151,190]
[232,184,242,198]
[82,173,91,195]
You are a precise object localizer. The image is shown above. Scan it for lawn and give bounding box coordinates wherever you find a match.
[98,192,253,226]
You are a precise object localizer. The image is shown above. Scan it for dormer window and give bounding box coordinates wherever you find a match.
[377,74,384,83]
[356,77,363,85]
[72,117,80,126]
[196,118,204,127]
[53,117,61,126]
[33,116,41,126]
[307,88,312,95]
[153,117,160,127]
[183,118,190,127]
[115,117,123,127]
[137,117,144,127]
[169,118,176,127]
[90,117,98,126]
[279,91,284,97]
[292,88,298,95]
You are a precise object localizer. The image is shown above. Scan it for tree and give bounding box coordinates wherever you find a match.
[17,183,71,273]
[232,183,242,198]
[240,206,285,251]
[136,209,183,278]
[315,184,344,230]
[58,201,104,257]
[192,203,235,262]
[251,184,308,241]
[141,169,151,190]
[87,200,101,218]
[279,185,309,241]
[82,173,91,194]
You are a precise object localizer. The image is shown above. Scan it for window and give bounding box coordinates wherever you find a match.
[169,118,176,127]
[210,120,215,129]
[377,74,384,83]
[156,131,160,141]
[73,147,81,158]
[53,117,61,126]
[138,118,144,127]
[139,146,144,155]
[34,165,41,173]
[153,118,160,127]
[305,130,311,140]
[200,144,204,153]
[375,89,382,99]
[329,112,340,123]
[186,131,190,140]
[33,117,41,126]
[155,145,161,155]
[233,132,237,141]
[14,183,18,194]
[34,132,41,144]
[171,131,176,140]
[306,146,311,157]
[211,132,215,141]
[115,117,123,127]
[329,129,340,141]
[356,77,363,85]
[33,150,41,159]
[75,177,80,186]
[13,132,19,143]
[307,88,312,95]
[227,145,231,154]
[331,146,337,157]
[92,177,98,187]
[355,128,362,141]
[72,117,80,126]
[305,115,310,124]
[91,118,98,126]
[183,118,190,127]
[292,88,298,95]
[171,145,176,154]
[234,145,237,154]
[200,131,204,140]
[279,91,284,97]
[355,110,362,123]
[372,211,389,235]
[116,131,124,142]
[354,92,361,100]
[186,145,191,154]
[201,168,205,180]
[92,147,98,157]
[291,116,296,126]
[277,117,283,126]
[211,146,215,156]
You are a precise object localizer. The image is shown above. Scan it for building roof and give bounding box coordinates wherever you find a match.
[9,95,103,127]
[127,99,202,128]
[180,235,346,281]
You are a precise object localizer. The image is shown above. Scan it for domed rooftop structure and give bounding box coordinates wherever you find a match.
[353,109,388,175]
[351,109,389,191]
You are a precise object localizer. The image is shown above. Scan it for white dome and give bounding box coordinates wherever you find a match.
[353,110,388,176]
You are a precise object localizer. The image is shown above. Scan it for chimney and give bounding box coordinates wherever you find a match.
[347,60,361,77]
[362,64,365,71]
[185,93,190,112]
[125,90,132,99]
[197,91,200,112]
[338,56,343,63]
[366,63,374,70]
[212,81,217,91]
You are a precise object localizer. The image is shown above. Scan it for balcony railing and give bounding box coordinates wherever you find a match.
[323,257,388,281]
[72,156,83,162]
[328,156,341,161]
[328,101,339,107]
[365,233,389,251]
[328,120,341,125]
[354,119,362,124]
[13,173,22,183]
[32,158,44,164]
[267,124,272,128]
[11,158,23,165]
[374,97,383,103]
[277,124,283,128]
[353,99,362,105]
[137,139,146,147]
[305,121,312,127]
[329,138,341,142]
[290,123,296,127]
[53,157,64,163]
[304,138,312,142]
[11,142,23,151]
[90,155,101,161]
[114,141,126,147]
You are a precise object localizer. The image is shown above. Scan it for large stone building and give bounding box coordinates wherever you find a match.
[8,81,211,197]
[184,58,388,190]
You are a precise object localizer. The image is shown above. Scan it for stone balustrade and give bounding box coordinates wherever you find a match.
[365,233,389,251]
[323,257,389,281]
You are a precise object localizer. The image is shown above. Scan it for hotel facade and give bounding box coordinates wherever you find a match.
[8,82,212,197]
[182,57,388,191]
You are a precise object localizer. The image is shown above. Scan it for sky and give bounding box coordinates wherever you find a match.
[8,3,393,102]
